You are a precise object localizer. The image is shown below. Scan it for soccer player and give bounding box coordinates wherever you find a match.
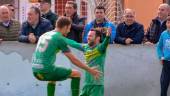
[31,16,101,96]
[65,28,111,96]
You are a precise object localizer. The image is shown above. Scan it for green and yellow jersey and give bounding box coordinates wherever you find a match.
[65,36,110,85]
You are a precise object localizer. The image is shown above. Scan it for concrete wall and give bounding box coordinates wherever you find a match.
[0,41,169,96]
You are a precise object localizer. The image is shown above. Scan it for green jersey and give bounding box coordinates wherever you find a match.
[32,31,70,73]
[65,36,110,85]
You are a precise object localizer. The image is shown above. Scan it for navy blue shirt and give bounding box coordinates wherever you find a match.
[19,18,53,43]
[114,22,144,44]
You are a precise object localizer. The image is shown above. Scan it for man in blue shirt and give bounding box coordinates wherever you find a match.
[82,5,116,44]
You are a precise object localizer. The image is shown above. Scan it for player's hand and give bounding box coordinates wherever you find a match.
[106,27,111,36]
[144,41,154,46]
[95,27,102,32]
[88,66,102,80]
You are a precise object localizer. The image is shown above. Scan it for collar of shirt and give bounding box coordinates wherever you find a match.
[2,20,10,27]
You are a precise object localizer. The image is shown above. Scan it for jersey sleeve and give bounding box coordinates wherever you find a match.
[64,38,84,51]
[57,37,71,53]
[98,36,110,53]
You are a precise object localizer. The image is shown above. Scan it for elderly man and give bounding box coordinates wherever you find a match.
[39,0,58,29]
[144,3,170,45]
[64,1,86,43]
[6,4,15,19]
[18,6,53,44]
[83,5,116,44]
[114,8,144,45]
[0,5,20,41]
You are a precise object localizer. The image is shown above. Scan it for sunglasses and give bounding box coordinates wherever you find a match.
[125,15,134,18]
[11,9,15,12]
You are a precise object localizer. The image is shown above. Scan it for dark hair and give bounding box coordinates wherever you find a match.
[56,16,72,28]
[5,4,14,7]
[95,5,106,13]
[30,6,41,19]
[66,1,77,10]
[90,28,102,37]
[166,16,170,21]
[38,0,51,4]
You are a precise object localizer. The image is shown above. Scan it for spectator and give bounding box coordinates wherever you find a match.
[156,16,170,96]
[145,3,170,45]
[18,6,53,44]
[65,1,86,43]
[114,8,144,45]
[0,5,20,41]
[6,4,15,19]
[39,0,58,29]
[83,5,116,44]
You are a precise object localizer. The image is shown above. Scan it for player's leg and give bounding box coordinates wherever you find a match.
[79,85,89,96]
[70,69,81,96]
[91,85,104,96]
[46,66,72,96]
[47,81,56,96]
[80,85,103,96]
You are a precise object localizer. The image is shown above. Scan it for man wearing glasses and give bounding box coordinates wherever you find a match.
[114,8,144,45]
[6,4,15,19]
[39,0,58,29]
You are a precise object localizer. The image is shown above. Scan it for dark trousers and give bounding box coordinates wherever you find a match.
[161,60,170,96]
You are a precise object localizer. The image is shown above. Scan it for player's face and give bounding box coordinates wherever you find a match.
[87,31,96,46]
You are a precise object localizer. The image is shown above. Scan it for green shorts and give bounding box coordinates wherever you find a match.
[80,85,104,96]
[33,66,72,81]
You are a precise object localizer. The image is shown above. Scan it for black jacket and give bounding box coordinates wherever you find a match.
[114,22,144,44]
[42,10,58,29]
[145,17,167,44]
[65,13,86,43]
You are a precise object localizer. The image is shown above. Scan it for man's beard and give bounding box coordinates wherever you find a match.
[88,41,95,47]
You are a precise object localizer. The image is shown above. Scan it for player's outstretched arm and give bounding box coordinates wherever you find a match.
[64,52,101,80]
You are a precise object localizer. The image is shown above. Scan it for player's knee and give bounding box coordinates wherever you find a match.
[48,81,56,84]
[71,70,81,77]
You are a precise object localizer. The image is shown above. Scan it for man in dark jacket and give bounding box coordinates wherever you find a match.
[64,1,86,43]
[39,0,58,29]
[18,6,53,44]
[114,8,144,45]
[144,3,170,45]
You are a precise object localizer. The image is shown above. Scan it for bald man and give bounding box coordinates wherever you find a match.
[0,5,20,41]
[114,8,144,45]
[145,3,170,45]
